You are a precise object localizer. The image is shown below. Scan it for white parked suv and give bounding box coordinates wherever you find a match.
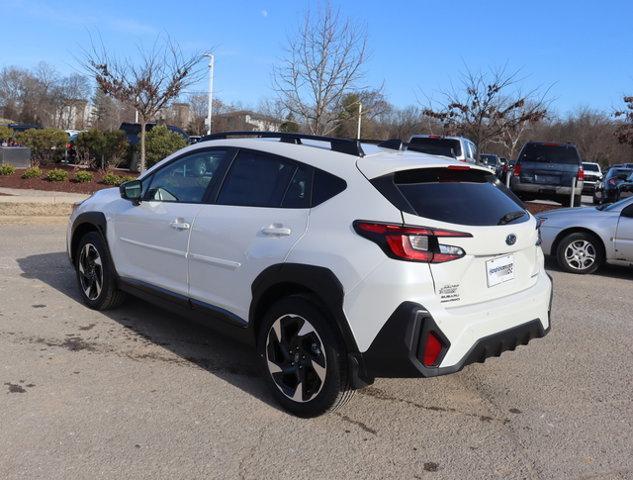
[67,132,552,417]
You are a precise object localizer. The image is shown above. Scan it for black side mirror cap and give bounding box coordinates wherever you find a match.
[120,180,142,203]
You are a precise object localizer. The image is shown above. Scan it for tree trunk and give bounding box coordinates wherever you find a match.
[139,119,147,173]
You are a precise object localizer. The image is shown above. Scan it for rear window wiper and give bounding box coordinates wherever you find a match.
[498,210,527,225]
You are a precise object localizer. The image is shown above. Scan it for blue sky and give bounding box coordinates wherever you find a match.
[2,0,632,115]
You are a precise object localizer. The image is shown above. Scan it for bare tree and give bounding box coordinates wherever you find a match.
[422,66,550,153]
[272,3,368,135]
[81,35,205,171]
[615,95,633,149]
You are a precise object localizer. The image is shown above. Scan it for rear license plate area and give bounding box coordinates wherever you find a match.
[486,255,515,287]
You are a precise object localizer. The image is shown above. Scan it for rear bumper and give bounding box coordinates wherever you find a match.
[359,273,552,379]
[512,181,583,196]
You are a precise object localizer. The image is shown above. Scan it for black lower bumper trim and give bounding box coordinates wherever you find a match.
[362,301,550,379]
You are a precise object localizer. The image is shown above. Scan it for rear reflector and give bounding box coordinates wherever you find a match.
[422,332,443,367]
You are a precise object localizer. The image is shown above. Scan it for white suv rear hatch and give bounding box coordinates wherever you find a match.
[361,160,539,308]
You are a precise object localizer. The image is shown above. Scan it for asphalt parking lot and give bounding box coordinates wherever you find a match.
[1,222,632,480]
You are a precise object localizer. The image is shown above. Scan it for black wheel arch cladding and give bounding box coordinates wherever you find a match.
[250,263,359,353]
[70,212,108,263]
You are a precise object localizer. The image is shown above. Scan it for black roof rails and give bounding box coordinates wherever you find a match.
[200,131,365,157]
[377,139,405,151]
[358,137,406,151]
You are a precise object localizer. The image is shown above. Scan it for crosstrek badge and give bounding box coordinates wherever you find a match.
[439,284,460,303]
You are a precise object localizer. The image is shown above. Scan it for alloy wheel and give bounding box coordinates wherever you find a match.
[78,243,103,301]
[265,314,327,403]
[564,240,596,271]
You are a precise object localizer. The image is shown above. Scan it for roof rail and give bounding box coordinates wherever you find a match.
[200,131,365,157]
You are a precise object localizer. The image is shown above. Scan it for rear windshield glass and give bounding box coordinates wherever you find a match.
[582,163,600,172]
[393,168,527,226]
[408,138,462,157]
[480,154,498,166]
[606,168,633,180]
[518,144,580,165]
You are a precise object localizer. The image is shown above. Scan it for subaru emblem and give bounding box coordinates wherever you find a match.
[506,234,517,246]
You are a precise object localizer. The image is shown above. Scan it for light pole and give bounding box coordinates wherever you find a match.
[205,54,215,135]
[356,102,362,139]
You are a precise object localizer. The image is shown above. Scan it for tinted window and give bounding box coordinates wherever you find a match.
[408,138,462,157]
[518,144,581,165]
[282,164,312,208]
[606,168,633,180]
[480,154,499,166]
[217,150,296,207]
[392,168,526,226]
[583,163,600,172]
[312,169,347,206]
[145,149,228,203]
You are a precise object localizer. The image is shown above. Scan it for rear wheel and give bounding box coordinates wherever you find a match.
[556,232,604,274]
[257,296,355,417]
[75,232,125,310]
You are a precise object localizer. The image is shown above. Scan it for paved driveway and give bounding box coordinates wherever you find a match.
[1,223,632,479]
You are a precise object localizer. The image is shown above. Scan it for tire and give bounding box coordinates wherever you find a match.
[555,231,604,274]
[75,231,125,310]
[592,195,601,205]
[257,295,355,417]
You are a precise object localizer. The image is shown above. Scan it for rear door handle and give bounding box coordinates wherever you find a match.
[170,218,191,231]
[261,224,292,236]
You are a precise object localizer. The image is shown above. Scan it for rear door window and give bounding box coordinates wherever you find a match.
[519,144,581,165]
[377,168,526,226]
[217,150,296,207]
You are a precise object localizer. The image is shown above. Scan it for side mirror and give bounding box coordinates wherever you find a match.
[120,180,142,203]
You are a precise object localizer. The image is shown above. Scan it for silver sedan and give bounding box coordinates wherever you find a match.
[536,197,633,274]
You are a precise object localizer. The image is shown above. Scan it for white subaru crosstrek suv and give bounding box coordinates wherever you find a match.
[67,132,552,417]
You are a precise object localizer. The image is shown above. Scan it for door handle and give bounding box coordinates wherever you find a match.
[170,219,191,231]
[261,224,292,236]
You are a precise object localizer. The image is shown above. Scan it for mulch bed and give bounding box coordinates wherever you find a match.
[524,202,561,215]
[0,165,135,194]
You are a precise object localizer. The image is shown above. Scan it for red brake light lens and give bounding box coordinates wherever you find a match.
[447,165,470,171]
[354,221,471,263]
[577,168,585,181]
[513,164,522,176]
[422,332,443,367]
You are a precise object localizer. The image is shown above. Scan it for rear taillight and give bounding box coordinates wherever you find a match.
[577,168,585,181]
[353,221,471,263]
[513,163,522,177]
[422,331,443,367]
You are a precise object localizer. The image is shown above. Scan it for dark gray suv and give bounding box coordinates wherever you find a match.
[510,142,584,206]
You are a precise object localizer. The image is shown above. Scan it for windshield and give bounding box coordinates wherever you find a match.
[583,163,600,172]
[408,138,462,157]
[519,144,581,165]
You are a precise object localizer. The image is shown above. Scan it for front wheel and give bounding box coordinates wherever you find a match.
[75,232,125,310]
[257,296,355,417]
[556,232,604,274]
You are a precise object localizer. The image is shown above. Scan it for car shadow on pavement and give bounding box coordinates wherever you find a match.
[544,257,633,280]
[16,251,282,412]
